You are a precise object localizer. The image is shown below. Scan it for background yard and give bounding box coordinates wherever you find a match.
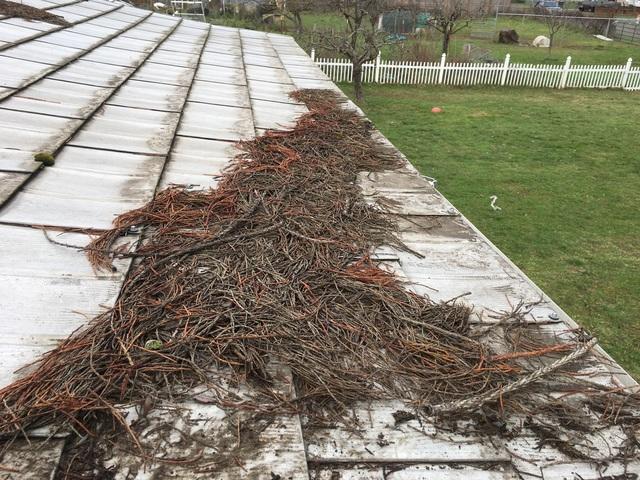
[341,84,640,378]
[212,11,639,65]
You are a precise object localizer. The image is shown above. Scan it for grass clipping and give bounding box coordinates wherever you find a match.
[0,90,632,442]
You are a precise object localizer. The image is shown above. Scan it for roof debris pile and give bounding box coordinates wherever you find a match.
[0,0,70,26]
[0,90,638,460]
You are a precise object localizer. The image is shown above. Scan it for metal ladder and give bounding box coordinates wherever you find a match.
[170,0,206,22]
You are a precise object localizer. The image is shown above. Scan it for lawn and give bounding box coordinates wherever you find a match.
[341,84,640,378]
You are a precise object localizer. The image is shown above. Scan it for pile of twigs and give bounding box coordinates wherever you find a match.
[0,90,633,442]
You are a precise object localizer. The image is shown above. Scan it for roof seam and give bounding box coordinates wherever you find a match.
[153,23,212,194]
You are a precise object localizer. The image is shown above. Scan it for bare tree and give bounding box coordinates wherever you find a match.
[537,8,570,54]
[426,0,490,55]
[318,0,389,101]
[262,0,314,34]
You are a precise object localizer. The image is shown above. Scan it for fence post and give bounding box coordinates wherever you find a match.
[621,57,632,89]
[374,52,381,84]
[310,48,315,62]
[438,53,446,85]
[500,53,511,86]
[559,55,571,89]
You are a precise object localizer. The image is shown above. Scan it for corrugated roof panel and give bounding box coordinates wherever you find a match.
[81,44,147,67]
[0,78,113,118]
[147,48,199,68]
[69,104,179,155]
[120,24,168,42]
[36,29,106,50]
[49,59,134,87]
[0,151,41,173]
[279,55,319,67]
[189,80,250,108]
[89,15,138,30]
[132,61,195,86]
[77,0,119,12]
[67,21,120,38]
[207,33,241,46]
[0,438,66,479]
[0,108,81,155]
[284,64,332,80]
[200,50,243,68]
[50,145,166,176]
[0,167,160,228]
[119,4,153,18]
[104,34,156,53]
[244,52,283,69]
[245,64,293,84]
[161,136,235,188]
[240,29,270,39]
[0,85,13,97]
[176,19,209,31]
[108,79,188,112]
[195,64,246,85]
[241,43,278,58]
[306,401,510,463]
[136,13,180,32]
[202,41,241,55]
[248,79,297,104]
[168,33,208,47]
[0,190,147,229]
[7,163,158,202]
[47,5,100,23]
[160,38,203,54]
[145,12,181,26]
[251,98,306,130]
[178,102,254,141]
[0,39,81,65]
[0,20,52,44]
[17,0,59,8]
[0,171,27,205]
[290,76,340,91]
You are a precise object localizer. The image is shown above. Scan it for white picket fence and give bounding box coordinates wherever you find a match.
[312,51,640,91]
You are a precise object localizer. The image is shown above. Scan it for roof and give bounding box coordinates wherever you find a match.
[0,1,638,479]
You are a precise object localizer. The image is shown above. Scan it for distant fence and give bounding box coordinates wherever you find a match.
[612,20,640,45]
[312,51,640,91]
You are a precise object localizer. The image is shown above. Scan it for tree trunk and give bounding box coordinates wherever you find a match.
[353,64,364,102]
[294,11,303,35]
[442,26,451,55]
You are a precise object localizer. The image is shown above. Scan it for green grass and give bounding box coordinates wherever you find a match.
[341,84,640,378]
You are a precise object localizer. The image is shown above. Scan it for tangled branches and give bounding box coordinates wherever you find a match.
[0,90,632,448]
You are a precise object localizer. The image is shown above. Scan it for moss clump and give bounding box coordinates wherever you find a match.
[144,339,163,351]
[34,152,55,167]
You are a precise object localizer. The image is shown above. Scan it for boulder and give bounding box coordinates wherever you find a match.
[532,35,551,47]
